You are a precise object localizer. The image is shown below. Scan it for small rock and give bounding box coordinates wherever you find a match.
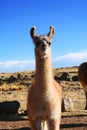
[72,76,78,81]
[62,98,74,112]
[0,100,20,114]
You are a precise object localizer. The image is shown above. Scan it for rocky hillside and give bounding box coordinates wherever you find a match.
[0,66,79,90]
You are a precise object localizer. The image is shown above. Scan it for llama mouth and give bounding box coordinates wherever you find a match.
[42,47,47,51]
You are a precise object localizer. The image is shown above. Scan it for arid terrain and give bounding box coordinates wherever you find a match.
[0,66,87,130]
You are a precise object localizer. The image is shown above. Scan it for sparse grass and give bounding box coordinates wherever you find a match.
[0,84,26,91]
[62,110,87,117]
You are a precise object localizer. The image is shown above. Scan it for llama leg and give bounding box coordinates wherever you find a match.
[30,120,41,130]
[47,119,60,130]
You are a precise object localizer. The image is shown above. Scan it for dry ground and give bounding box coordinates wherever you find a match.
[0,67,87,129]
[0,87,87,130]
[0,115,87,130]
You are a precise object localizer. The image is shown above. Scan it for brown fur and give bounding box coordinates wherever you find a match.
[27,26,62,130]
[78,62,87,109]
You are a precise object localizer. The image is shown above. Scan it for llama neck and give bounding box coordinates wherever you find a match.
[35,55,53,86]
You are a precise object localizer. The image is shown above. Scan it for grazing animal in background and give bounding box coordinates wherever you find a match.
[78,62,87,109]
[27,26,62,130]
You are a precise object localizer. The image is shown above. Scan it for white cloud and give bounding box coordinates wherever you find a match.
[0,50,87,72]
[53,51,87,67]
[0,60,35,72]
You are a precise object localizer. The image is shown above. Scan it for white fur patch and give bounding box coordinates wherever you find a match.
[41,121,48,130]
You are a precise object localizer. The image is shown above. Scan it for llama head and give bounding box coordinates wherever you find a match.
[30,26,54,59]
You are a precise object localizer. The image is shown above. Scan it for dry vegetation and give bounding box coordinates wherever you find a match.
[0,66,87,129]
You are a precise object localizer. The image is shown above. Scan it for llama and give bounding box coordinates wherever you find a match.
[78,62,87,109]
[27,26,62,130]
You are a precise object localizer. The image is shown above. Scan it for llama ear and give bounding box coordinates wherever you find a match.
[30,26,38,40]
[47,26,54,39]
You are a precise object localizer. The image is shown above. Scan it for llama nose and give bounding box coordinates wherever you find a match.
[42,42,47,48]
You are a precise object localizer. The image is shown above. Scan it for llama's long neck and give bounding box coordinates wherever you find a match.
[35,54,53,88]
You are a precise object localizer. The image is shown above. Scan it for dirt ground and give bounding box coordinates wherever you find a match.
[0,67,87,130]
[0,115,87,130]
[0,84,87,130]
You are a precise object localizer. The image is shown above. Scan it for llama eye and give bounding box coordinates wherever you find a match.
[45,40,51,46]
[35,42,40,47]
[48,42,51,46]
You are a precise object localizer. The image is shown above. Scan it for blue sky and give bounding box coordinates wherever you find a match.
[0,0,87,72]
